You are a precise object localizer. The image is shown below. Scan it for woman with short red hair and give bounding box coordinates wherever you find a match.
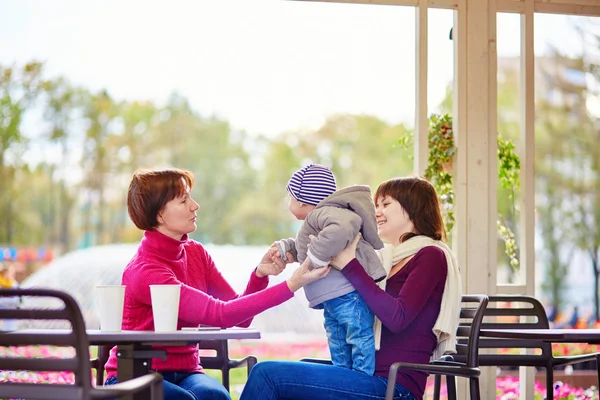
[103,168,329,400]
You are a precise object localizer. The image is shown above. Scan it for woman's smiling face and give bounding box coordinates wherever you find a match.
[375,195,415,246]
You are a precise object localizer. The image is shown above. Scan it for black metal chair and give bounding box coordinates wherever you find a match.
[0,288,163,400]
[475,295,600,400]
[301,294,488,400]
[386,294,488,400]
[92,338,257,392]
[197,339,257,392]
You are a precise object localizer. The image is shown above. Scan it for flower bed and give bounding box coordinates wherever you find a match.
[2,343,598,399]
[229,340,599,399]
[423,376,598,399]
[0,345,76,384]
[493,376,597,400]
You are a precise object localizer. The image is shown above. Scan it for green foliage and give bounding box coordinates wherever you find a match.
[0,61,415,250]
[0,62,48,244]
[497,138,520,194]
[497,218,519,270]
[399,113,521,266]
[423,113,455,234]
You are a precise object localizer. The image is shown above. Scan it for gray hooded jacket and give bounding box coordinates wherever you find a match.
[275,185,386,308]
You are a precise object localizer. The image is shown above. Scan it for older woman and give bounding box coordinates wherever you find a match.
[103,168,329,400]
[240,176,461,400]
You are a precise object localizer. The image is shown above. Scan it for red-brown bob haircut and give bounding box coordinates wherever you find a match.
[374,176,446,243]
[127,168,195,231]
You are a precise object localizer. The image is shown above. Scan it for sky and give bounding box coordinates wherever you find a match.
[0,0,591,137]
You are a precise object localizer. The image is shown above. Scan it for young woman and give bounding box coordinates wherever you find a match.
[103,168,329,400]
[240,176,461,400]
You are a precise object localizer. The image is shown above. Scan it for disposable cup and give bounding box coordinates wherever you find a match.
[96,285,126,331]
[149,284,181,332]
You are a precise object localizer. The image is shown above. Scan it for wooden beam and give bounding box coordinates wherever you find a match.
[498,0,600,15]
[520,0,536,300]
[452,3,467,289]
[535,2,600,16]
[519,7,536,400]
[414,0,429,176]
[544,0,600,7]
[299,0,600,15]
[292,0,458,9]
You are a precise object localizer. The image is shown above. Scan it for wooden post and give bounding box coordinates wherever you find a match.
[453,0,498,397]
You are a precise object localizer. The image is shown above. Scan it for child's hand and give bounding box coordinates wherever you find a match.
[269,243,295,263]
[256,246,286,277]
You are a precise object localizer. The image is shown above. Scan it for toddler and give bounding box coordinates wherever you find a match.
[274,164,386,375]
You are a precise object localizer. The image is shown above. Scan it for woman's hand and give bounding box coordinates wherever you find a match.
[286,257,331,292]
[329,233,362,271]
[256,246,294,278]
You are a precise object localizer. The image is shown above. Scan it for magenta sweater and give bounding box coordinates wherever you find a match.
[341,246,447,400]
[105,230,293,379]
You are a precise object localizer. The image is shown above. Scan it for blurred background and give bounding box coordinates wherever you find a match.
[0,0,599,335]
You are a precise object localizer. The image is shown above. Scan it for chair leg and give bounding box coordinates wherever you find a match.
[546,367,554,400]
[433,375,441,400]
[95,345,111,387]
[446,375,457,400]
[222,367,230,393]
[247,356,257,376]
[469,377,480,400]
[151,377,164,400]
[596,355,600,393]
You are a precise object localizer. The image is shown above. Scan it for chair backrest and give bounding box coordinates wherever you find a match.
[452,294,489,369]
[0,288,93,400]
[477,295,553,365]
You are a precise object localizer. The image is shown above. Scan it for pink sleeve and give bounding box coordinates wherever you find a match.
[129,263,293,328]
[200,244,270,327]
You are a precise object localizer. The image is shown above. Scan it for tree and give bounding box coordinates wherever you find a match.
[42,78,87,251]
[155,93,258,244]
[535,44,600,318]
[0,62,47,244]
[80,90,120,246]
[230,113,414,244]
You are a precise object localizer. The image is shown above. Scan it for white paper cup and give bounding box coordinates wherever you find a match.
[150,284,181,332]
[96,285,126,331]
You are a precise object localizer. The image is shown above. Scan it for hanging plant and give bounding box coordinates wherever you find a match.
[497,137,521,269]
[424,114,456,234]
[398,113,521,269]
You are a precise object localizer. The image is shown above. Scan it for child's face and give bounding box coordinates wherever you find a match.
[288,196,312,220]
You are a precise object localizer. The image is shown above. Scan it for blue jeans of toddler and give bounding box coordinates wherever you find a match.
[322,291,375,375]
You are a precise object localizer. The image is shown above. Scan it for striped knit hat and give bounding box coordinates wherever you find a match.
[287,164,337,206]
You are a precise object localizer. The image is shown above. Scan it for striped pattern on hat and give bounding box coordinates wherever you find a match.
[286,164,337,206]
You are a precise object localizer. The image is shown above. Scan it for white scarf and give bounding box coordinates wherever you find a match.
[375,235,462,361]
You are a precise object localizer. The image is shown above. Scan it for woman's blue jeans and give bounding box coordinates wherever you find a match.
[105,371,231,400]
[239,360,416,400]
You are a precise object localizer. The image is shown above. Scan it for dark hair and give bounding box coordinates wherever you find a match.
[127,168,195,231]
[374,176,446,243]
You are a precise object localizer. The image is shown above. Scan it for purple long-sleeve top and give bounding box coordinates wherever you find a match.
[341,246,447,400]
